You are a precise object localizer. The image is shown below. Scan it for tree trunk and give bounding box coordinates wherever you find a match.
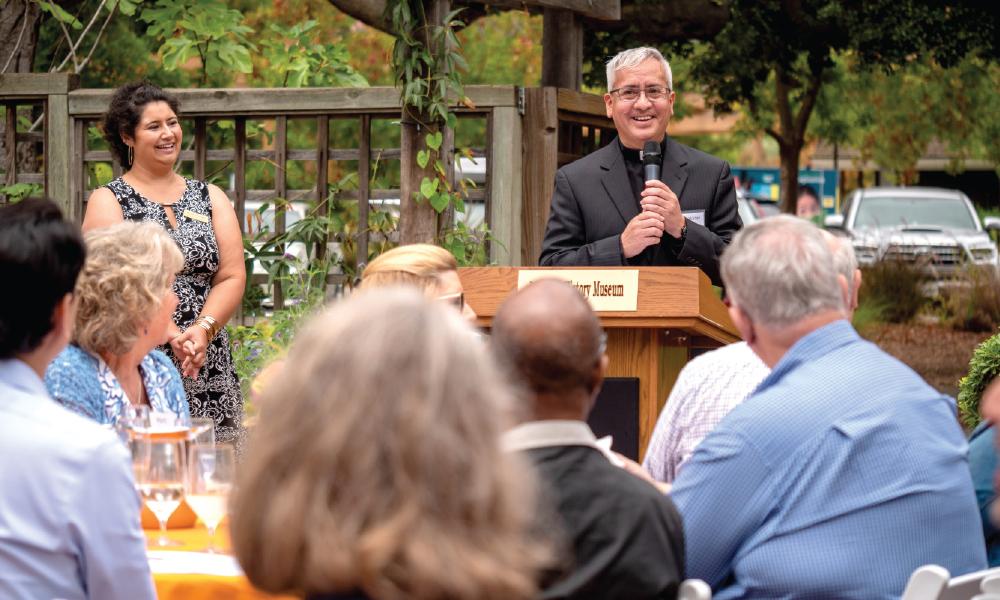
[399,0,449,245]
[778,140,801,215]
[769,65,824,214]
[0,0,39,75]
[400,118,441,243]
[542,8,582,89]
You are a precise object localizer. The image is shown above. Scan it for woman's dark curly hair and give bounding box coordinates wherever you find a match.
[101,81,181,169]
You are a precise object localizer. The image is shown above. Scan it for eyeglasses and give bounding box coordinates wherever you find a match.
[609,85,671,102]
[437,291,465,311]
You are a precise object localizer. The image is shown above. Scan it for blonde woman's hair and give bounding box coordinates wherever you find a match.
[359,243,457,293]
[74,221,183,355]
[230,289,548,600]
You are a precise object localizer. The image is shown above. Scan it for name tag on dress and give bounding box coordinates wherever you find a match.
[182,210,210,223]
[682,210,705,226]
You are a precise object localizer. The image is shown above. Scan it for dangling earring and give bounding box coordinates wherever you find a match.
[127,145,134,167]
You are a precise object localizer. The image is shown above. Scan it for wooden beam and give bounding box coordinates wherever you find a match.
[68,86,518,118]
[466,0,620,20]
[0,73,79,97]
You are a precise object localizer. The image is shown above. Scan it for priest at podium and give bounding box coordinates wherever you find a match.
[539,46,741,286]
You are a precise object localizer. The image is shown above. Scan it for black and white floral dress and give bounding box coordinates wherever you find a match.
[106,177,245,451]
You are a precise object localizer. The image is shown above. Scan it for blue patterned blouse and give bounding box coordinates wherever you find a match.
[45,344,189,426]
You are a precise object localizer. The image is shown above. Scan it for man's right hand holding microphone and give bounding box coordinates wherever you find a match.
[621,141,685,259]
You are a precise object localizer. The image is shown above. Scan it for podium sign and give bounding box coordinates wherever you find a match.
[517,269,639,311]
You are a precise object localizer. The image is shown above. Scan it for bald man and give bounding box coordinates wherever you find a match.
[492,279,684,600]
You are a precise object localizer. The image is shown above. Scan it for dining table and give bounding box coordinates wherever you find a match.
[144,506,296,600]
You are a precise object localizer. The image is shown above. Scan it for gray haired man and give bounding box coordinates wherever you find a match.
[671,215,985,598]
[539,47,741,285]
[643,228,863,484]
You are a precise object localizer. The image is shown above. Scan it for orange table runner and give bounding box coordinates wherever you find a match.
[145,523,295,600]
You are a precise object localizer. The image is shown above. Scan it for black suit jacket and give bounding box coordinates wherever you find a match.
[538,136,742,286]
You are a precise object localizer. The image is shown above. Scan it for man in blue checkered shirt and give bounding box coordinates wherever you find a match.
[672,216,985,599]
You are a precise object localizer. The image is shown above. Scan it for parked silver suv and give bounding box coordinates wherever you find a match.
[824,187,1000,277]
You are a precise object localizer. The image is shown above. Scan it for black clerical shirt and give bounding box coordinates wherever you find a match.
[618,138,684,265]
[505,421,685,600]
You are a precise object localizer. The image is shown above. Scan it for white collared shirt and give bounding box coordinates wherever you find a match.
[643,341,769,483]
[0,358,155,600]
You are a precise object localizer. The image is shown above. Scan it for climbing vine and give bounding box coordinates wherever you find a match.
[386,0,492,265]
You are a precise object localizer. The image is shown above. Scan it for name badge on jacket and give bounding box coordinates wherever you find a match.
[682,210,706,226]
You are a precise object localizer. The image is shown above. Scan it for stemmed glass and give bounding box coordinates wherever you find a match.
[185,444,234,553]
[135,437,187,547]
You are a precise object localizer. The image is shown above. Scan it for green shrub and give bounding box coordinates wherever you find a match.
[851,298,889,334]
[958,332,1000,429]
[858,260,928,323]
[938,267,1000,332]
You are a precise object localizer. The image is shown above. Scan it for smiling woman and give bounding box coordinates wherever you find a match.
[81,81,247,453]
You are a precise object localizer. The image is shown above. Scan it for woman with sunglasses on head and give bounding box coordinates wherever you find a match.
[82,81,246,452]
[359,243,478,323]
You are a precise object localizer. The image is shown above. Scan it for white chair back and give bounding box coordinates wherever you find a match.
[901,564,1000,600]
[678,578,712,600]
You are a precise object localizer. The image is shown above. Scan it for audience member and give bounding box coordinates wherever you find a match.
[360,243,477,322]
[644,229,861,483]
[980,380,1000,532]
[672,215,985,598]
[492,278,684,600]
[0,198,155,600]
[230,289,548,600]
[971,334,1000,566]
[45,221,189,425]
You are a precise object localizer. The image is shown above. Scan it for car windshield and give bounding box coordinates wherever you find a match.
[854,195,977,230]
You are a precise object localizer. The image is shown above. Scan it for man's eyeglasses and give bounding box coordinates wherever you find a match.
[609,85,671,102]
[437,291,465,311]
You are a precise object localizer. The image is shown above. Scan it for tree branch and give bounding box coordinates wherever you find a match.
[53,0,108,72]
[76,3,116,74]
[763,126,783,143]
[53,16,81,72]
[792,64,825,141]
[773,64,794,141]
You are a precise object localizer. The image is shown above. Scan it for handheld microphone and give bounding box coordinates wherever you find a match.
[642,141,662,182]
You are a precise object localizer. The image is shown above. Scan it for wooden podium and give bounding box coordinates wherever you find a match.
[459,266,739,460]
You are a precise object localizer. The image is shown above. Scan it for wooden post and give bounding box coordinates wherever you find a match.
[273,116,287,311]
[358,115,371,268]
[45,91,72,218]
[542,8,582,90]
[521,87,559,265]
[489,106,522,265]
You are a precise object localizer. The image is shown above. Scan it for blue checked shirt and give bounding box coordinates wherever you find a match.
[672,320,986,599]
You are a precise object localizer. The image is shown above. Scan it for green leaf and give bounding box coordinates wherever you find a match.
[38,1,83,29]
[419,177,439,199]
[429,191,450,213]
[425,131,443,151]
[416,149,430,169]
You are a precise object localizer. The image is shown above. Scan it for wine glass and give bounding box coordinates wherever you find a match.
[189,417,215,447]
[185,444,234,553]
[136,437,186,547]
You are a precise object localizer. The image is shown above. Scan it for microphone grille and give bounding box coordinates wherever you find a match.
[642,141,661,164]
